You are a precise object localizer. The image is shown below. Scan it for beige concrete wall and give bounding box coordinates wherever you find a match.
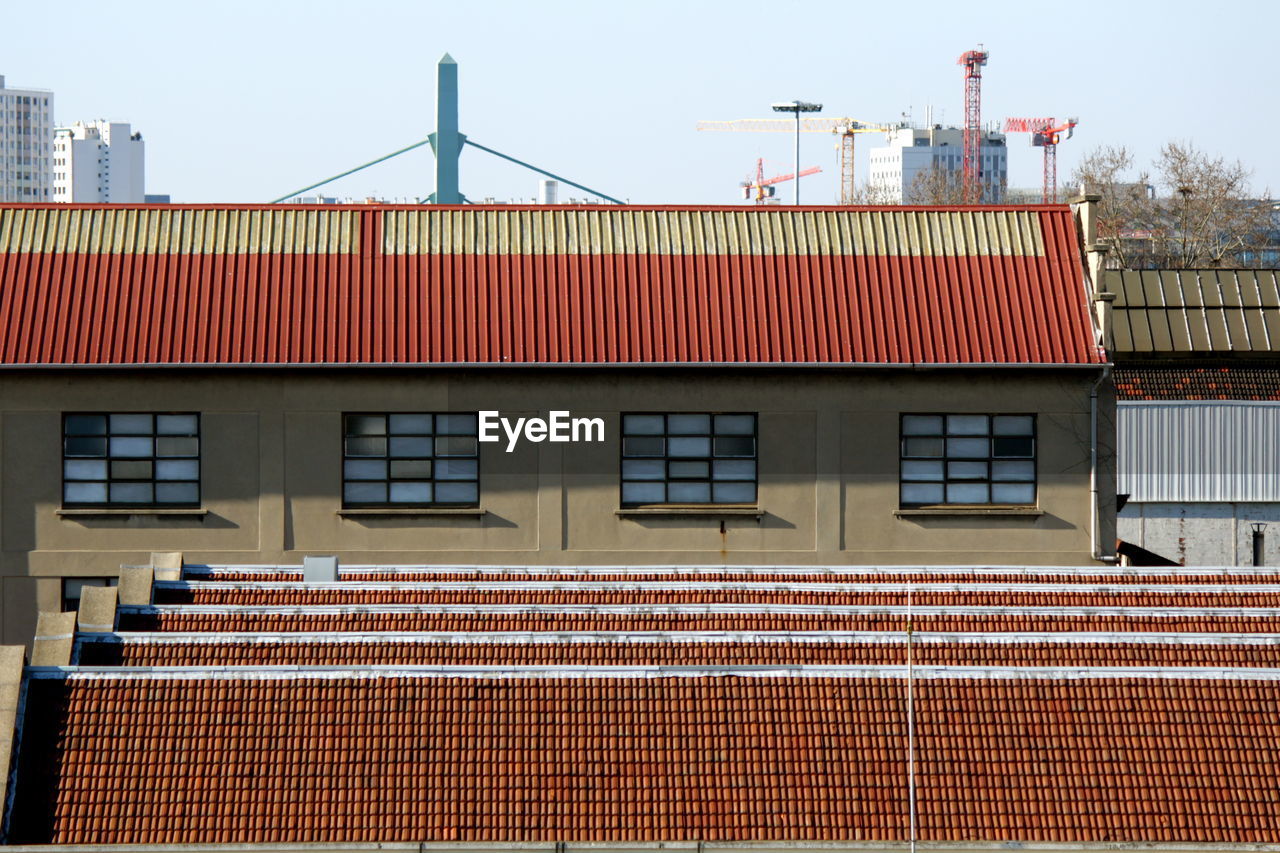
[0,368,1115,644]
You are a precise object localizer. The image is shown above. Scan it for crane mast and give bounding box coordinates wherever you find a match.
[957,46,989,203]
[1003,117,1078,203]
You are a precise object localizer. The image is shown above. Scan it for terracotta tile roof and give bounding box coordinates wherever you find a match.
[0,204,1104,366]
[1115,365,1280,400]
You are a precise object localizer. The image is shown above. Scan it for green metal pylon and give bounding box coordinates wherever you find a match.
[428,53,464,204]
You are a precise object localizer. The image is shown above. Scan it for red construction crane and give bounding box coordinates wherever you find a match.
[741,159,822,204]
[1003,117,1078,203]
[957,46,989,203]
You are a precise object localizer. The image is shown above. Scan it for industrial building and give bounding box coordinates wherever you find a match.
[0,75,52,203]
[52,120,145,203]
[867,125,1008,203]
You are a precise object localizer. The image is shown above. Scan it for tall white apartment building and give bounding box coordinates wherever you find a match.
[53,120,145,202]
[0,75,54,203]
[868,125,1007,203]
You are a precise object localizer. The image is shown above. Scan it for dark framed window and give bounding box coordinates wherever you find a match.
[621,413,757,506]
[62,413,200,507]
[343,413,479,507]
[900,414,1036,506]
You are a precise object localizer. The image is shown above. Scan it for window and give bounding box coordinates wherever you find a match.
[342,413,479,507]
[621,413,757,506]
[900,414,1036,506]
[63,413,200,507]
[61,577,117,612]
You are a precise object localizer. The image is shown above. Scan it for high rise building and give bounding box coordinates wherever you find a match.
[53,120,145,202]
[868,125,1007,203]
[0,75,54,203]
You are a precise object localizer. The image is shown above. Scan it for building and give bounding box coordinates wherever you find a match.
[0,203,1112,648]
[52,120,145,203]
[868,125,1007,203]
[1110,268,1280,565]
[0,75,53,203]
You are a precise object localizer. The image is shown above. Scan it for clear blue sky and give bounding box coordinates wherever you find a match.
[6,0,1278,204]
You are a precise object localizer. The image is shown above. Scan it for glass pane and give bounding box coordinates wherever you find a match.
[110,436,153,458]
[669,437,711,457]
[435,482,479,504]
[435,436,478,457]
[64,459,107,480]
[946,437,989,458]
[343,460,387,481]
[902,437,943,458]
[622,481,665,504]
[713,436,754,458]
[901,483,944,505]
[389,436,433,458]
[946,415,989,436]
[668,461,709,479]
[390,482,432,503]
[622,414,665,435]
[156,437,199,457]
[902,415,943,436]
[65,436,108,457]
[343,482,386,504]
[667,414,710,435]
[993,415,1034,436]
[110,483,154,503]
[947,461,988,480]
[993,437,1035,458]
[992,483,1036,504]
[712,481,756,503]
[111,460,153,480]
[622,459,665,480]
[155,482,199,504]
[622,436,664,457]
[64,482,108,503]
[346,415,386,436]
[712,460,756,481]
[156,459,199,481]
[390,459,432,479]
[901,460,943,481]
[109,414,153,435]
[435,414,478,435]
[667,482,711,503]
[156,414,198,435]
[713,414,754,435]
[946,482,990,503]
[992,460,1035,482]
[435,459,478,480]
[64,414,106,435]
[345,436,387,457]
[389,413,432,434]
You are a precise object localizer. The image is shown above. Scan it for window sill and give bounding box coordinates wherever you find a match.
[616,506,764,518]
[894,506,1044,517]
[337,507,487,517]
[56,507,208,517]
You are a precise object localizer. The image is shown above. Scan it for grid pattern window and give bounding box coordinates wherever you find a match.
[62,414,200,507]
[621,413,757,506]
[900,414,1036,506]
[343,413,479,507]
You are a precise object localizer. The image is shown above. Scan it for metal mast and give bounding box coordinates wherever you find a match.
[957,46,989,203]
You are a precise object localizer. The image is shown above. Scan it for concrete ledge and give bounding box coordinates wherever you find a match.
[56,508,208,517]
[76,586,118,633]
[30,612,76,667]
[616,507,764,518]
[118,566,155,606]
[337,508,487,517]
[895,508,1045,518]
[150,551,183,582]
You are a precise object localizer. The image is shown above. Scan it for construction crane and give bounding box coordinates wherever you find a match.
[697,118,891,205]
[1002,117,1078,203]
[957,46,989,203]
[741,159,822,204]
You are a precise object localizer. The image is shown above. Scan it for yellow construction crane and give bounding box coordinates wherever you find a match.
[696,118,893,205]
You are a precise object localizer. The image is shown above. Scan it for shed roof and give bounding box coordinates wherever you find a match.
[1109,269,1280,355]
[0,204,1102,366]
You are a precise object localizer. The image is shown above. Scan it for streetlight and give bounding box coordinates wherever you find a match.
[771,100,822,205]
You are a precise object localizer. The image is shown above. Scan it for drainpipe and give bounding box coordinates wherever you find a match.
[1090,364,1113,563]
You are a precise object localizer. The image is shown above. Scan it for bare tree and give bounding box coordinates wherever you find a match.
[1070,142,1275,268]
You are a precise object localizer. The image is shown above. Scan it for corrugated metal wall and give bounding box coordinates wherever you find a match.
[1118,402,1280,501]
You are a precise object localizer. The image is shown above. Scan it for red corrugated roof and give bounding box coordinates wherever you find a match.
[0,204,1104,366]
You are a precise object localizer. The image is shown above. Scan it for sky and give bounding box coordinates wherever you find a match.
[6,0,1280,205]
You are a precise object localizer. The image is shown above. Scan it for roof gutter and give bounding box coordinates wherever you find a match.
[0,361,1110,370]
[5,842,1280,853]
